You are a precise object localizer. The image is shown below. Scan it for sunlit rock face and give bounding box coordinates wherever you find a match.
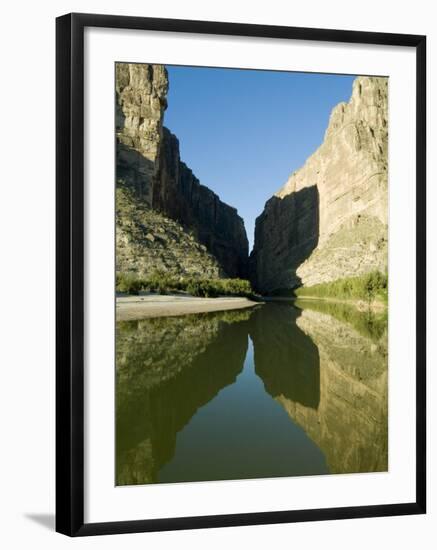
[250,76,388,293]
[116,63,248,278]
[116,310,251,485]
[280,306,388,474]
[116,63,168,204]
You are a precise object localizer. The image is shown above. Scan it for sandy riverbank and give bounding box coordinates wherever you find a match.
[116,294,259,321]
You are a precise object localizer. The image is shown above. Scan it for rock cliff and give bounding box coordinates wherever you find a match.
[116,63,248,278]
[250,76,388,293]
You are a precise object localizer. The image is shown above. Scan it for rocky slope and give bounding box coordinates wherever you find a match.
[116,63,248,279]
[116,184,223,279]
[250,76,388,293]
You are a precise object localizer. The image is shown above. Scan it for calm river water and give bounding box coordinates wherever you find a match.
[116,300,388,485]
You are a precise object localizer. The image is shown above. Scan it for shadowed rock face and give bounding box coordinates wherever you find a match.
[116,63,248,278]
[249,185,319,292]
[154,128,249,277]
[250,76,388,293]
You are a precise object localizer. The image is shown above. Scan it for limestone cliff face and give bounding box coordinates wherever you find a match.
[116,63,168,205]
[250,76,388,293]
[116,63,248,278]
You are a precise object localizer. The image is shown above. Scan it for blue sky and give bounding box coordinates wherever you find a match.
[165,66,356,250]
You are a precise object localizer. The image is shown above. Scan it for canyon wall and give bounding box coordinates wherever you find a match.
[116,63,248,278]
[250,76,388,293]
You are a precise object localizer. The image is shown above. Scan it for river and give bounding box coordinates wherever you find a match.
[116,300,388,485]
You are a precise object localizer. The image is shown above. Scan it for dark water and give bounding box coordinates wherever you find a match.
[116,301,388,486]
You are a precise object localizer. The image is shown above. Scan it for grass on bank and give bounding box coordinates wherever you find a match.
[116,271,254,298]
[294,270,388,303]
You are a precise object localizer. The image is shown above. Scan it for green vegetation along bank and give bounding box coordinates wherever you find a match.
[116,272,253,298]
[294,271,388,305]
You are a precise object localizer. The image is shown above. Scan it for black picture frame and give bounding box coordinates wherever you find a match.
[56,12,426,537]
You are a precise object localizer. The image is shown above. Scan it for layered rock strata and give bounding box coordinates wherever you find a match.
[250,76,388,293]
[116,63,248,278]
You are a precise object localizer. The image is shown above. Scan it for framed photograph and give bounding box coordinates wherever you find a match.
[56,12,426,536]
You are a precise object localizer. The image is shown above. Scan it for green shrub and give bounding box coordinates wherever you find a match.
[219,278,252,297]
[295,271,388,302]
[116,273,144,294]
[186,280,219,298]
[184,277,253,298]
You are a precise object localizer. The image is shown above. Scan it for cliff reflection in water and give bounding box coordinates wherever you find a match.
[116,310,250,485]
[275,300,387,475]
[116,301,388,485]
[250,305,320,410]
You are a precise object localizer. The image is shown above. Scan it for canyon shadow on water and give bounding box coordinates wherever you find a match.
[116,301,388,486]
